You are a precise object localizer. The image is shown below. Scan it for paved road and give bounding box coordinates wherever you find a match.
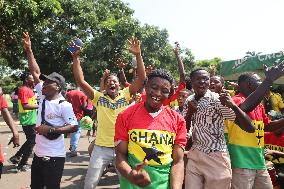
[0,117,119,189]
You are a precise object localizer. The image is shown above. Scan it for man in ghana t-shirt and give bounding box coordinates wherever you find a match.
[183,69,254,189]
[9,72,38,172]
[70,37,147,189]
[225,70,284,189]
[115,69,187,189]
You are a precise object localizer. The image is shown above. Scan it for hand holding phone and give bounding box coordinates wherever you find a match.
[68,38,83,54]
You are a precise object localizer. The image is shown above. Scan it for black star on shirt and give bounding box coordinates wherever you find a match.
[141,145,164,165]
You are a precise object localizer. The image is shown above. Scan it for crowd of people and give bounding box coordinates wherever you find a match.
[1,32,284,189]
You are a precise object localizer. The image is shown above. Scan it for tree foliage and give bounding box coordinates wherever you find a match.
[0,0,197,89]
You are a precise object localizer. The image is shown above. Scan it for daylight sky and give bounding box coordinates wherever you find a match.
[123,0,284,61]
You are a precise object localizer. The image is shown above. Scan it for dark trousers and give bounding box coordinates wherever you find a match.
[15,125,36,167]
[31,154,65,189]
[275,164,284,189]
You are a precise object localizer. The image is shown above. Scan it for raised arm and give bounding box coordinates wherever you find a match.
[128,38,146,96]
[70,46,95,100]
[173,42,185,83]
[22,32,41,85]
[240,62,284,112]
[99,69,110,92]
[116,59,129,87]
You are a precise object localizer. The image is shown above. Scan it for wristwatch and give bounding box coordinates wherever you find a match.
[48,127,56,134]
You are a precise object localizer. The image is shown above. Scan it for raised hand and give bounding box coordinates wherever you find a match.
[116,58,126,69]
[128,37,141,56]
[68,41,81,57]
[210,64,215,72]
[102,69,110,79]
[173,41,180,55]
[264,61,284,82]
[22,32,32,52]
[146,64,153,75]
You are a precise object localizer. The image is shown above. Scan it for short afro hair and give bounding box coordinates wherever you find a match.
[147,69,174,85]
[238,72,256,85]
[189,68,208,79]
[20,72,32,83]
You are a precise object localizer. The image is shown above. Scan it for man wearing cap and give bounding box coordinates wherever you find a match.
[22,31,78,189]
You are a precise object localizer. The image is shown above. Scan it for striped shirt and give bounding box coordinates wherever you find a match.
[182,90,236,153]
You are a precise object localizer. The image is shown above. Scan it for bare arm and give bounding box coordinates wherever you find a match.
[240,62,284,112]
[116,58,129,87]
[128,38,146,96]
[170,145,184,189]
[22,103,38,110]
[219,93,255,133]
[2,108,20,147]
[22,32,41,85]
[173,43,185,83]
[99,69,110,92]
[71,49,95,100]
[231,104,255,133]
[265,119,284,132]
[35,124,78,135]
[115,141,151,188]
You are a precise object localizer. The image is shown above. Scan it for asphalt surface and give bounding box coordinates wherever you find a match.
[0,115,119,189]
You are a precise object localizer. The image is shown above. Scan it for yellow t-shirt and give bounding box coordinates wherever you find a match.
[269,92,284,113]
[92,87,131,147]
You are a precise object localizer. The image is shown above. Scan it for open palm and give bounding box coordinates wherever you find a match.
[22,32,32,51]
[128,37,141,55]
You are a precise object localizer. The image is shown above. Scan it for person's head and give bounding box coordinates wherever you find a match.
[209,75,224,94]
[145,69,174,112]
[0,87,3,96]
[178,89,191,108]
[13,87,19,95]
[20,72,34,88]
[104,73,120,99]
[238,72,262,97]
[190,68,210,98]
[40,72,66,98]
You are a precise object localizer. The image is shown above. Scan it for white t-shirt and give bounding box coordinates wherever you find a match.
[34,82,78,157]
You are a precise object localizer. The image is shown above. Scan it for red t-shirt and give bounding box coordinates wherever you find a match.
[66,90,88,120]
[140,82,186,106]
[18,86,35,105]
[232,93,270,124]
[0,95,7,162]
[115,103,187,166]
[265,132,284,164]
[0,95,7,111]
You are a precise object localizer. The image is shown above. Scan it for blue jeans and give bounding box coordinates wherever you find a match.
[70,124,81,152]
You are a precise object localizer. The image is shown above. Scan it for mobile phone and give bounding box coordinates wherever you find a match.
[67,38,83,54]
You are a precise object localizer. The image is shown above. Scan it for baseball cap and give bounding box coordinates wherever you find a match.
[39,72,66,89]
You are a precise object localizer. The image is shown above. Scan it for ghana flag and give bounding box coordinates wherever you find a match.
[225,93,269,169]
[115,103,187,189]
